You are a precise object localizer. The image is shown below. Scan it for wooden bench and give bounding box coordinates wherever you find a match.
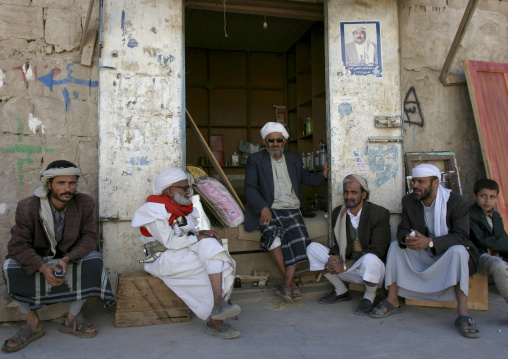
[115,271,190,327]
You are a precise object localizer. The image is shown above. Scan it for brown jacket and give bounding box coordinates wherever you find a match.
[7,193,99,275]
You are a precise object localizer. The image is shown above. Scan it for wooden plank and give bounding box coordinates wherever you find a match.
[80,0,96,53]
[439,0,479,85]
[80,29,98,67]
[406,274,488,311]
[115,313,190,328]
[186,108,245,211]
[464,60,508,232]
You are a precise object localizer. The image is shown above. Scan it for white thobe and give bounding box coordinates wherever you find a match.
[131,202,235,320]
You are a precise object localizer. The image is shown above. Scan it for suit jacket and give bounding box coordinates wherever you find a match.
[345,41,378,66]
[396,192,479,274]
[469,203,508,262]
[7,193,99,275]
[330,201,391,262]
[244,150,327,232]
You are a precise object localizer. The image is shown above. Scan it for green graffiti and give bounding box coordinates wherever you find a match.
[17,158,34,171]
[1,144,42,155]
[18,174,24,185]
[44,148,58,153]
[14,115,23,142]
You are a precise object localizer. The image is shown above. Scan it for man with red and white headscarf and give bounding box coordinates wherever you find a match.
[370,164,481,339]
[307,174,391,315]
[131,167,240,339]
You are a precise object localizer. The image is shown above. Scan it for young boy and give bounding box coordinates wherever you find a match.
[470,179,508,304]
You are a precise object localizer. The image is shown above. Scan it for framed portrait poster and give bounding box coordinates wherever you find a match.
[341,21,382,77]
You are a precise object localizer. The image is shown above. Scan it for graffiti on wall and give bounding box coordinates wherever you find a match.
[403,87,424,127]
[366,144,399,187]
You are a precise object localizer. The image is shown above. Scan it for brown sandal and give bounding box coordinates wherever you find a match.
[275,286,293,303]
[291,285,302,300]
[59,313,98,338]
[2,324,45,353]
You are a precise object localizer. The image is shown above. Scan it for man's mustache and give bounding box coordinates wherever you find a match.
[60,192,74,196]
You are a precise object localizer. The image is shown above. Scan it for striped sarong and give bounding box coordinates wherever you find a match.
[2,251,116,311]
[260,209,310,268]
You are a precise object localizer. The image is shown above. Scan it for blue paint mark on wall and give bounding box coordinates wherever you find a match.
[127,39,138,48]
[73,92,79,99]
[367,145,399,187]
[339,103,353,116]
[38,63,99,91]
[62,87,71,112]
[127,156,150,169]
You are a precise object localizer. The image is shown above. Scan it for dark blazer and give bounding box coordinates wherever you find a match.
[396,192,479,274]
[469,203,508,262]
[7,193,99,275]
[330,201,391,262]
[244,149,327,232]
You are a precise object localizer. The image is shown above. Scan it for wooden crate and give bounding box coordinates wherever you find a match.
[405,274,488,311]
[115,271,190,327]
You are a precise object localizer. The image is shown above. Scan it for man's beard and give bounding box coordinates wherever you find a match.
[50,189,75,203]
[173,191,192,206]
[345,197,362,209]
[269,147,284,158]
[413,186,433,201]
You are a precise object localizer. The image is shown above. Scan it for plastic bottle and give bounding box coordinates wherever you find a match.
[301,152,307,169]
[306,117,313,135]
[320,144,327,169]
[232,152,239,166]
[307,152,313,170]
[315,151,320,169]
[234,275,242,288]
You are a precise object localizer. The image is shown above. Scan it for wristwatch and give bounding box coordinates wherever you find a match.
[428,237,434,248]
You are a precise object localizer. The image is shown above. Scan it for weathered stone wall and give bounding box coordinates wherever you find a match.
[0,0,100,261]
[400,0,508,198]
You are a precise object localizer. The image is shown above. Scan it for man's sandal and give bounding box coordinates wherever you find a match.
[291,285,302,300]
[275,286,293,303]
[369,299,404,318]
[455,315,481,338]
[1,324,45,353]
[59,313,98,338]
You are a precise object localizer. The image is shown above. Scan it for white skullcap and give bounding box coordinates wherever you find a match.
[353,26,366,33]
[343,174,369,192]
[152,167,188,195]
[260,122,289,140]
[412,164,441,181]
[34,166,82,199]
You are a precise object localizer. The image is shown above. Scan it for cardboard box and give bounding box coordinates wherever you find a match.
[210,135,223,151]
[212,150,225,166]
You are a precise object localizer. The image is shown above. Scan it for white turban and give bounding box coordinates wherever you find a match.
[353,26,366,33]
[152,167,188,195]
[260,122,289,140]
[412,164,441,180]
[34,166,82,199]
[343,174,369,193]
[412,163,450,237]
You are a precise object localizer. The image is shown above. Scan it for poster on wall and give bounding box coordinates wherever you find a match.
[341,21,382,77]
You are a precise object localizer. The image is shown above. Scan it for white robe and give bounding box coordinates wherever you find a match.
[131,202,235,320]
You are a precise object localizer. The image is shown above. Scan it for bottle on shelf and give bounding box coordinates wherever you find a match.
[315,151,320,169]
[301,152,307,169]
[305,117,313,135]
[232,152,239,166]
[314,193,320,211]
[234,275,242,288]
[319,141,327,168]
[307,152,313,171]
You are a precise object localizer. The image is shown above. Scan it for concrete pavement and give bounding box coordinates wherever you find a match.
[1,283,507,359]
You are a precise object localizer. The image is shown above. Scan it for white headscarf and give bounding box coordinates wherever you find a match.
[34,167,82,199]
[152,167,188,195]
[260,122,289,140]
[412,164,451,237]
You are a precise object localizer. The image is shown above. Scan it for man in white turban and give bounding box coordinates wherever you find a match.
[345,26,378,66]
[307,174,391,315]
[131,167,241,339]
[244,122,329,302]
[2,160,115,353]
[370,164,481,339]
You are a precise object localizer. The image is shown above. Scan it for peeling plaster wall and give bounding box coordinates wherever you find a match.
[327,0,404,220]
[99,0,184,283]
[0,0,100,263]
[400,0,508,197]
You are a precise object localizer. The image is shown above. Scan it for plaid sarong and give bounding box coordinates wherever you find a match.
[260,209,310,268]
[2,251,116,311]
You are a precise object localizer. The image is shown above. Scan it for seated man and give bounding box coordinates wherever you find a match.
[2,160,116,353]
[307,174,391,315]
[131,168,240,339]
[244,122,329,302]
[469,179,508,306]
[370,164,480,339]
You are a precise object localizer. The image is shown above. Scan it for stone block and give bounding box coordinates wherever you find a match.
[66,100,98,136]
[45,8,82,52]
[32,96,66,133]
[0,38,28,60]
[0,97,35,134]
[78,139,99,176]
[32,0,74,8]
[0,136,44,175]
[0,60,29,100]
[0,1,31,6]
[38,136,78,167]
[0,5,44,40]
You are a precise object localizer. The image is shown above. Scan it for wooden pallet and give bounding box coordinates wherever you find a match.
[115,271,190,328]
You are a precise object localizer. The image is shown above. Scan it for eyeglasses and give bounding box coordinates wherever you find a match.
[266,138,284,143]
[171,185,192,192]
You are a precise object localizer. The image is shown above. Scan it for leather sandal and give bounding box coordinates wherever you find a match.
[275,286,293,303]
[59,313,98,338]
[2,324,45,353]
[369,299,403,318]
[455,315,481,338]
